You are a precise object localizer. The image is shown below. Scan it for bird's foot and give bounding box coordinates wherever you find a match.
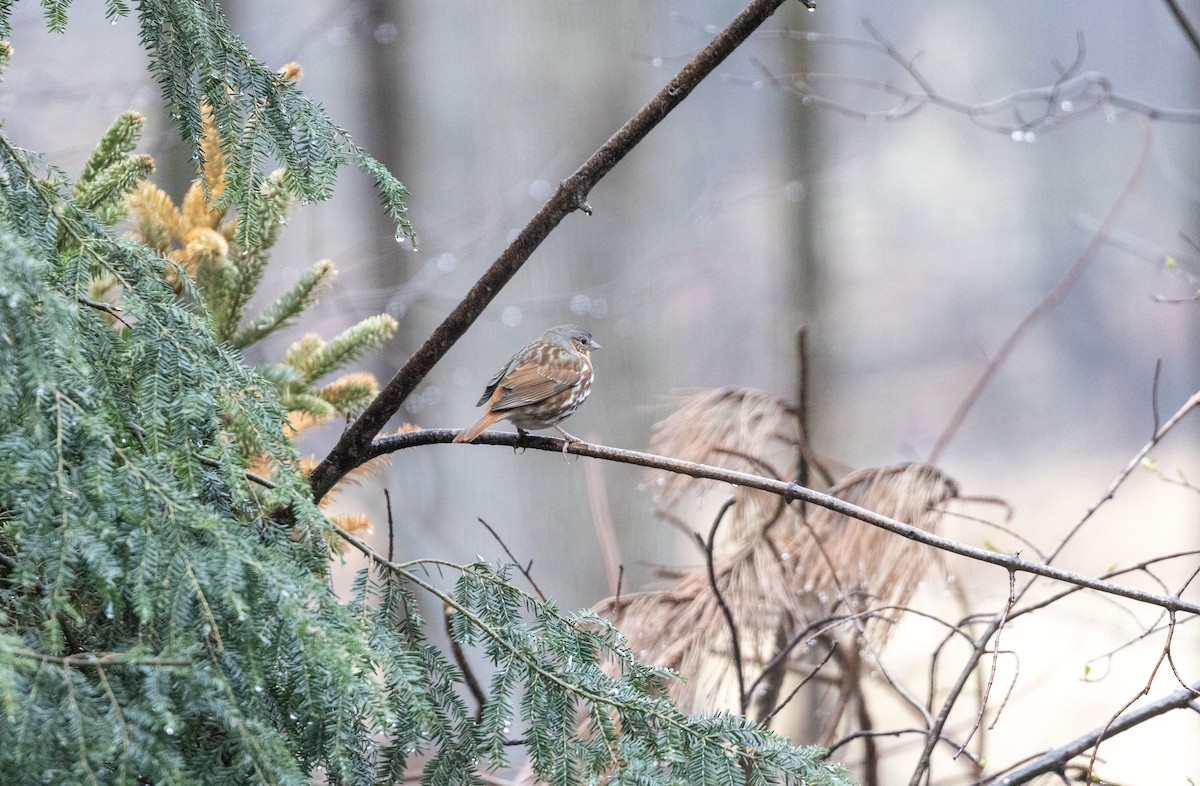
[554,426,583,461]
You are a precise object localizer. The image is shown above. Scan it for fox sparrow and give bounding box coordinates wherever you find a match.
[453,324,599,447]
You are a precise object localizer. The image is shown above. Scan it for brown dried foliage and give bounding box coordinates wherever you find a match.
[601,388,961,728]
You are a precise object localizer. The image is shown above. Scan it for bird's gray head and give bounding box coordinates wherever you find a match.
[545,324,600,353]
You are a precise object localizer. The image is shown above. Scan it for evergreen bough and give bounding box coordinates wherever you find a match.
[0,3,855,785]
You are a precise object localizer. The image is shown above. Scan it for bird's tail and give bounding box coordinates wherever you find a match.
[453,410,504,443]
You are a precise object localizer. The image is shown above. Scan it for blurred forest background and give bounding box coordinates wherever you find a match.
[6,1,1198,783]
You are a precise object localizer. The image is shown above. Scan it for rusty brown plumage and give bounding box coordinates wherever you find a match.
[453,325,599,445]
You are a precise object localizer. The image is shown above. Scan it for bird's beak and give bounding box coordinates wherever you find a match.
[589,339,601,350]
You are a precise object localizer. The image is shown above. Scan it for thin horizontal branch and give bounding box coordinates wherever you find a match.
[307,0,792,502]
[368,429,1200,617]
[988,679,1200,785]
[13,648,190,669]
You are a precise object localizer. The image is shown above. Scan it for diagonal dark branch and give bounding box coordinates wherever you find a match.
[761,641,837,725]
[988,679,1200,785]
[308,0,795,502]
[1164,0,1200,61]
[444,605,488,721]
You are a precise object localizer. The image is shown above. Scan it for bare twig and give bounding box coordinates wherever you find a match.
[756,24,1200,132]
[77,295,132,328]
[584,458,622,596]
[1164,0,1200,60]
[444,604,487,720]
[1164,614,1199,693]
[956,570,1016,756]
[794,326,815,496]
[1085,612,1197,779]
[308,0,795,502]
[990,678,1200,785]
[1010,550,1200,623]
[1150,359,1163,436]
[696,497,748,714]
[747,603,973,709]
[827,727,938,757]
[367,428,1200,617]
[929,116,1154,462]
[1043,389,1200,567]
[761,641,837,724]
[384,487,395,563]
[937,508,1046,560]
[962,395,1188,779]
[478,518,546,602]
[826,727,981,770]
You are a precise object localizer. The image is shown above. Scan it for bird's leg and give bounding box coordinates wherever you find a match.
[554,426,582,459]
[513,427,529,454]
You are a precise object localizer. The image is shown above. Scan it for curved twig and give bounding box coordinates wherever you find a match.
[368,428,1200,617]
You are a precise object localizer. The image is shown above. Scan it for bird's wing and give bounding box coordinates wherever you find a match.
[475,357,516,406]
[490,354,585,411]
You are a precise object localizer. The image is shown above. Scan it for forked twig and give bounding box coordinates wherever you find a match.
[1084,612,1198,779]
[956,570,1016,756]
[755,23,1200,132]
[478,517,546,602]
[761,642,837,724]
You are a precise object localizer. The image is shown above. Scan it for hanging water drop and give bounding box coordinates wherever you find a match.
[501,306,523,327]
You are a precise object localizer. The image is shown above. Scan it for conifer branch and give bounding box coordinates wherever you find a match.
[231,259,335,348]
[333,524,851,785]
